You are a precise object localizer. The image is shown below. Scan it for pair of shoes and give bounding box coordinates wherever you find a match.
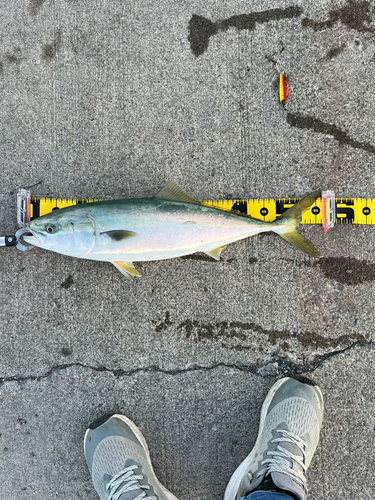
[84,377,324,500]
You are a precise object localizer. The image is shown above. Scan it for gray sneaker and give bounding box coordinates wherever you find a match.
[84,414,179,500]
[224,377,324,500]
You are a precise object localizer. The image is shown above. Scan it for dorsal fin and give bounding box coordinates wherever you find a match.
[155,181,201,205]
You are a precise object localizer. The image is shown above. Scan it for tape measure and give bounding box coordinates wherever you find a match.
[15,189,375,228]
[205,195,375,227]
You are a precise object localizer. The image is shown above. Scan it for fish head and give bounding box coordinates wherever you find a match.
[23,210,96,257]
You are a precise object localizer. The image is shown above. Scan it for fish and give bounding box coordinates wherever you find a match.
[23,181,322,280]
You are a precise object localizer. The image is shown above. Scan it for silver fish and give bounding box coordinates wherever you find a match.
[24,181,322,279]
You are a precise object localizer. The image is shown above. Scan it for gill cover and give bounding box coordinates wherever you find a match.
[25,212,96,258]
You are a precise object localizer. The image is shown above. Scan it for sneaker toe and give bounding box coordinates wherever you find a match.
[84,415,143,473]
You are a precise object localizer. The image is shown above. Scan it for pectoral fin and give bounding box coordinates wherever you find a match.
[155,180,201,205]
[112,261,141,280]
[204,245,227,260]
[101,230,138,241]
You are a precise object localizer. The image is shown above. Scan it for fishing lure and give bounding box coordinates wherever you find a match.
[279,74,291,106]
[279,74,287,105]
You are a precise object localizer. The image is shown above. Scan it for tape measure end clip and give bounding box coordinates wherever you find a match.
[322,190,335,233]
[17,189,31,228]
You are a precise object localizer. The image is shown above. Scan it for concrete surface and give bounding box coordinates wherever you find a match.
[0,0,374,498]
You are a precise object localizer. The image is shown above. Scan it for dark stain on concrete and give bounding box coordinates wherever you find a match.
[286,112,375,155]
[188,15,218,57]
[29,0,47,16]
[155,311,172,332]
[61,347,73,356]
[309,256,375,285]
[249,257,258,264]
[42,31,61,60]
[177,317,367,350]
[323,43,347,60]
[17,418,27,425]
[4,48,21,65]
[0,48,22,75]
[179,319,247,342]
[265,329,366,349]
[61,275,74,289]
[302,0,374,33]
[188,6,303,56]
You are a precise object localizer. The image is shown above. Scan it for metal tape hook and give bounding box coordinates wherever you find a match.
[15,228,34,251]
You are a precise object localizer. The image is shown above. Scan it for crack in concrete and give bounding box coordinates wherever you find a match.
[1,341,373,386]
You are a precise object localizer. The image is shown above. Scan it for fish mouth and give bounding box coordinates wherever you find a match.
[23,230,46,245]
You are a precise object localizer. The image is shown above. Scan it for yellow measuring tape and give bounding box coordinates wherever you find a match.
[28,196,375,225]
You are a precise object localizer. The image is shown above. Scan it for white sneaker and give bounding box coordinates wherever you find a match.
[224,377,324,500]
[84,414,179,500]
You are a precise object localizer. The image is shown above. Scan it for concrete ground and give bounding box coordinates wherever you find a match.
[1,0,375,498]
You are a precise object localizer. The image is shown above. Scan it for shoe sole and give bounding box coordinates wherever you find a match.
[84,414,180,500]
[223,377,323,500]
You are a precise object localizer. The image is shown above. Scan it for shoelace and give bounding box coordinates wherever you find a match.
[106,464,157,500]
[255,429,307,489]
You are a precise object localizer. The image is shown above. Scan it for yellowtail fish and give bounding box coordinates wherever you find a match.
[24,182,322,280]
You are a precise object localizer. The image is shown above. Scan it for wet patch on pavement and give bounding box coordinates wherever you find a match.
[188,6,303,57]
[169,316,369,350]
[61,275,74,289]
[155,311,172,332]
[29,0,47,16]
[323,43,347,60]
[286,113,375,155]
[308,256,375,285]
[0,48,22,75]
[42,31,62,60]
[302,0,374,33]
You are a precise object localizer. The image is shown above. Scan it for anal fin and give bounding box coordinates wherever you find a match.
[112,261,141,280]
[204,245,227,261]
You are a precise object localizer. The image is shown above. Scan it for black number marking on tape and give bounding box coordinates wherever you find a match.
[231,201,248,215]
[363,207,371,216]
[336,199,355,224]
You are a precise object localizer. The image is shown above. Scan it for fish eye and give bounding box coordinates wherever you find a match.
[45,224,56,234]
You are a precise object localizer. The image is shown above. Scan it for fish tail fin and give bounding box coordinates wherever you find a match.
[272,190,323,258]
